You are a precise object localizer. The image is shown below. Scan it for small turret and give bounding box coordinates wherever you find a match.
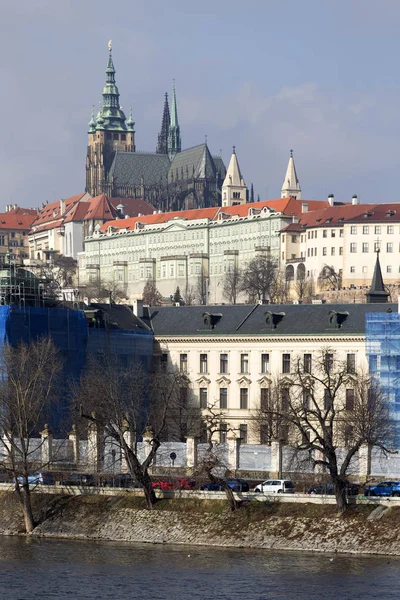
[281,149,301,199]
[221,146,247,207]
[168,81,181,160]
[126,108,135,132]
[88,107,96,133]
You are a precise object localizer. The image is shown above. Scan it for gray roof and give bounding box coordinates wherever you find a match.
[109,145,226,187]
[170,144,218,179]
[90,303,151,331]
[110,152,171,187]
[143,303,397,337]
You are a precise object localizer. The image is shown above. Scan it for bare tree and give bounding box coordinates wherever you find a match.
[293,272,314,302]
[0,338,63,533]
[82,276,127,304]
[142,278,163,306]
[184,285,196,306]
[196,267,209,305]
[318,265,342,291]
[222,265,242,304]
[256,349,396,511]
[196,402,240,511]
[270,269,291,304]
[240,254,278,303]
[76,354,185,509]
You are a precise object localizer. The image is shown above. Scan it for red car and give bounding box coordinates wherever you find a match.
[151,478,195,490]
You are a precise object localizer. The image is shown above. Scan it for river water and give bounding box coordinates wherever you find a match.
[0,537,398,599]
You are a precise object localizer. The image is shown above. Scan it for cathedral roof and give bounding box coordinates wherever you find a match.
[109,152,171,187]
[108,144,226,188]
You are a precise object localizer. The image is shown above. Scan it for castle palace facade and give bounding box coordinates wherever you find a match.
[86,45,226,212]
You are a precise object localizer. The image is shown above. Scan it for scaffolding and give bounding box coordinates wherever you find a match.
[366,312,400,425]
[0,264,47,307]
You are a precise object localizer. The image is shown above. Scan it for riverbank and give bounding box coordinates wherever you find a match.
[1,492,400,555]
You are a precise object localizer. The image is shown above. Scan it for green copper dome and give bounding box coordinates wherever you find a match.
[94,48,127,133]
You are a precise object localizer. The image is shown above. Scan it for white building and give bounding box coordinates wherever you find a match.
[281,199,400,293]
[79,194,329,304]
[140,302,392,443]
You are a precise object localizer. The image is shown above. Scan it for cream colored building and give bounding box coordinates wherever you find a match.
[78,150,328,304]
[140,302,387,443]
[281,199,400,294]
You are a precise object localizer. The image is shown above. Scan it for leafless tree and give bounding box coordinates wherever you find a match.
[82,276,127,304]
[0,338,63,533]
[270,269,291,304]
[75,354,186,509]
[293,272,314,302]
[142,278,163,306]
[222,264,242,304]
[196,267,209,305]
[255,348,396,511]
[195,402,240,511]
[318,265,342,291]
[184,285,196,306]
[240,254,278,303]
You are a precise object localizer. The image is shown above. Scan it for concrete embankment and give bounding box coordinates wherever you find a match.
[1,492,400,556]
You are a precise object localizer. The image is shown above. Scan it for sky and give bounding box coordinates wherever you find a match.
[1,0,400,210]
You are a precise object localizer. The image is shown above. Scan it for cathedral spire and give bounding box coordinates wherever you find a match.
[168,80,181,159]
[281,149,301,199]
[157,92,170,154]
[98,41,128,132]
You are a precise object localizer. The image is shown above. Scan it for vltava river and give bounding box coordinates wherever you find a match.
[0,537,398,599]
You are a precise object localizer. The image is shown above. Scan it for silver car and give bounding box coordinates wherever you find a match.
[254,479,294,494]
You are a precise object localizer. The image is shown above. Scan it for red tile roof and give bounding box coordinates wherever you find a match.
[98,197,331,232]
[110,197,155,217]
[63,200,91,223]
[31,193,87,227]
[30,219,64,234]
[83,194,119,221]
[0,209,37,230]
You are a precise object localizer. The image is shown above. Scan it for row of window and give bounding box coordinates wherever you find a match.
[181,352,356,375]
[349,265,399,274]
[350,242,398,253]
[199,385,357,414]
[350,225,394,235]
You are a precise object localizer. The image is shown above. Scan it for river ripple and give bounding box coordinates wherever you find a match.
[0,537,398,599]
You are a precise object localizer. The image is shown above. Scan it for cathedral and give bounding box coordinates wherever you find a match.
[86,44,226,211]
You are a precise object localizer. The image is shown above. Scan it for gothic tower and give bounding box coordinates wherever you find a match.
[167,82,181,160]
[281,149,301,199]
[156,93,170,154]
[86,41,135,197]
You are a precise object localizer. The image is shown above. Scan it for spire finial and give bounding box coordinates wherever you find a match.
[290,149,293,158]
[205,134,208,144]
[108,39,112,53]
[233,145,236,154]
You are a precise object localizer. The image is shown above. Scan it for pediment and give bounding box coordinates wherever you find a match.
[162,221,188,232]
[216,375,231,385]
[236,375,252,386]
[280,376,293,387]
[257,376,272,387]
[196,376,211,386]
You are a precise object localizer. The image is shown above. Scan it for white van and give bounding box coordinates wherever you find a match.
[254,479,294,494]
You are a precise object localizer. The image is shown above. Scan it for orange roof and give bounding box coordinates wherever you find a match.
[83,194,119,221]
[29,219,64,234]
[0,209,37,230]
[98,197,331,233]
[31,193,86,227]
[63,201,91,223]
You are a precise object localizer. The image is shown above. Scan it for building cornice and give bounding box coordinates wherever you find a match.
[154,335,365,345]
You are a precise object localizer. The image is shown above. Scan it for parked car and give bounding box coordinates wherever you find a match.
[254,479,294,494]
[62,473,95,486]
[364,481,400,497]
[152,478,195,491]
[308,482,359,496]
[200,478,249,492]
[101,473,139,488]
[16,471,55,486]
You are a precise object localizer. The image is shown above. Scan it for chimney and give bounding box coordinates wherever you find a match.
[328,194,334,206]
[301,202,308,213]
[13,204,17,210]
[60,198,65,215]
[352,194,359,205]
[116,203,125,218]
[132,299,144,318]
[138,213,143,217]
[5,205,9,213]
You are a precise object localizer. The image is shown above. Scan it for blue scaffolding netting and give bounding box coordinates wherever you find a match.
[366,312,400,423]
